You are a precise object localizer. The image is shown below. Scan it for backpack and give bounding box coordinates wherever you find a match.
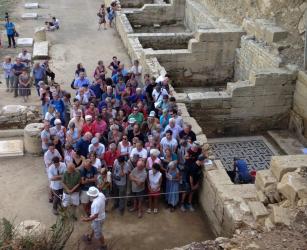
[107,7,111,13]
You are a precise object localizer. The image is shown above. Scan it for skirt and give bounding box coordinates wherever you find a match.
[19,84,31,96]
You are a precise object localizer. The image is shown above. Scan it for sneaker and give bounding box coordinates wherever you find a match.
[180,204,186,212]
[187,204,195,212]
[147,208,152,214]
[153,208,158,214]
[129,207,136,212]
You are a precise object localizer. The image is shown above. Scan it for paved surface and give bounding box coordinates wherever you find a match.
[209,136,279,171]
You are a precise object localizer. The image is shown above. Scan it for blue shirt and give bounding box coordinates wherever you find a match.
[33,66,45,80]
[74,77,91,89]
[76,138,91,157]
[90,84,103,99]
[50,99,65,116]
[5,22,15,36]
[80,166,97,191]
[235,160,252,182]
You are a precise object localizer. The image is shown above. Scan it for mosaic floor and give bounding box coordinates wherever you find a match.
[208,136,278,171]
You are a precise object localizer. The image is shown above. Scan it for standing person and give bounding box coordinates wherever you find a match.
[18,69,31,102]
[97,4,107,30]
[108,56,120,76]
[48,156,66,215]
[42,60,56,84]
[80,159,98,215]
[32,62,46,95]
[2,56,14,92]
[12,58,25,98]
[112,156,129,215]
[81,187,107,250]
[94,60,107,80]
[107,2,116,28]
[18,49,32,70]
[129,160,147,218]
[233,157,253,184]
[62,162,81,219]
[181,155,205,212]
[166,161,180,212]
[130,59,142,84]
[147,163,162,214]
[4,18,16,48]
[41,121,51,153]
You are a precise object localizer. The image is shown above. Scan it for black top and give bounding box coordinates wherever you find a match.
[179,130,196,142]
[186,162,202,186]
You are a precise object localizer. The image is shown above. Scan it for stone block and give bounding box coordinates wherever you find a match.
[196,134,208,147]
[33,41,49,60]
[264,217,274,232]
[277,172,307,204]
[16,38,34,47]
[205,169,233,185]
[256,190,268,204]
[1,105,27,116]
[0,140,24,157]
[269,206,290,226]
[15,220,46,238]
[21,13,38,19]
[255,169,277,191]
[176,103,189,117]
[264,26,288,43]
[24,3,39,9]
[270,155,307,181]
[248,201,269,221]
[34,27,46,42]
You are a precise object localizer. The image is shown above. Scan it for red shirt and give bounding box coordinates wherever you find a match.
[92,120,107,135]
[104,150,120,168]
[81,123,95,136]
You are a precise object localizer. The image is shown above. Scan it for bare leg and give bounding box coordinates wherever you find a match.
[153,197,158,210]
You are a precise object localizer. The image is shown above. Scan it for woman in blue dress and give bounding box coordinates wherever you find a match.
[166,161,180,212]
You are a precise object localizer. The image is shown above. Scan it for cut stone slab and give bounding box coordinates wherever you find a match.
[255,169,277,191]
[1,105,27,116]
[25,3,39,9]
[0,140,24,157]
[33,41,49,59]
[269,206,290,226]
[21,13,38,19]
[277,172,307,204]
[15,220,46,238]
[17,38,34,47]
[271,155,307,181]
[248,201,269,221]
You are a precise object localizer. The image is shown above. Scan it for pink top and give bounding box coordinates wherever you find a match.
[147,157,161,170]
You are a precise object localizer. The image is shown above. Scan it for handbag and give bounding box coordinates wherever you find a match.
[14,30,19,37]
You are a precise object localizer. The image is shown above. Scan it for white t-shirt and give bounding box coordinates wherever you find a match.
[18,52,32,66]
[92,158,102,171]
[130,147,148,159]
[152,88,168,102]
[130,65,142,75]
[148,170,162,191]
[160,137,178,154]
[48,162,67,190]
[91,192,106,221]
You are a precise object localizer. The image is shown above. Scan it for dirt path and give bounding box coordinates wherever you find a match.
[0,1,214,249]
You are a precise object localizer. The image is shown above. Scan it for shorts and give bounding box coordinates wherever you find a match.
[91,220,103,239]
[80,190,90,204]
[182,181,191,193]
[62,192,80,207]
[132,190,145,202]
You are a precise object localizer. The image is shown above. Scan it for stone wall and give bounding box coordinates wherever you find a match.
[180,68,296,136]
[234,36,283,81]
[142,29,244,87]
[125,0,185,27]
[119,0,154,8]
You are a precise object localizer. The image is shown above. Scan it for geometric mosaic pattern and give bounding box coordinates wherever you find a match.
[209,140,275,171]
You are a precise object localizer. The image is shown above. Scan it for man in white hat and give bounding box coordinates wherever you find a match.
[81,186,107,250]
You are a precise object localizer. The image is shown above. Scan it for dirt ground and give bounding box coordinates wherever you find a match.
[0,0,214,249]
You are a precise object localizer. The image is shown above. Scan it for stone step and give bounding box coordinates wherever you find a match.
[248,201,269,221]
[21,13,38,20]
[25,3,39,9]
[17,38,34,47]
[0,140,24,157]
[33,41,49,60]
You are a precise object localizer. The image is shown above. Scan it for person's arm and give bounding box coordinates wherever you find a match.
[82,213,99,222]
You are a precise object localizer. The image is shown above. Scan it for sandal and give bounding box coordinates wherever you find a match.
[153,208,158,214]
[147,208,152,214]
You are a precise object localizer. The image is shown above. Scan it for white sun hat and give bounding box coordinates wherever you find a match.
[87,186,99,197]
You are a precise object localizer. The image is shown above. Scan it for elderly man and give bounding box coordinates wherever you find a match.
[163,118,182,140]
[18,48,32,69]
[41,121,51,153]
[62,162,81,218]
[48,156,66,215]
[129,160,147,218]
[80,159,98,215]
[179,122,196,142]
[89,137,105,159]
[12,58,25,97]
[74,71,90,89]
[112,155,129,215]
[81,186,107,249]
[69,110,84,132]
[32,62,46,95]
[76,132,92,157]
[104,143,120,169]
[130,141,147,159]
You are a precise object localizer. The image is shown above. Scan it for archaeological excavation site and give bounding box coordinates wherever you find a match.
[0,0,307,249]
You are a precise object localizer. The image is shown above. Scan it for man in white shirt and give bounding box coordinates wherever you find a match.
[48,156,66,215]
[130,142,148,159]
[163,118,182,140]
[44,143,62,171]
[18,48,31,68]
[82,187,107,249]
[152,84,168,105]
[160,130,178,154]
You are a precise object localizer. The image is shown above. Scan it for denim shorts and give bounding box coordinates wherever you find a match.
[91,220,103,239]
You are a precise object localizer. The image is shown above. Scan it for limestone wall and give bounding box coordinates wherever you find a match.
[143,29,244,87]
[184,69,296,136]
[234,36,283,81]
[125,0,185,27]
